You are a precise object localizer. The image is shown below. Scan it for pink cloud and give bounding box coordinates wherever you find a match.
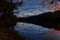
[50,4,60,10]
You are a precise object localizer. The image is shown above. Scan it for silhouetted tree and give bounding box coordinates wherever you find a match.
[0,0,25,40]
[17,10,60,30]
[0,0,24,28]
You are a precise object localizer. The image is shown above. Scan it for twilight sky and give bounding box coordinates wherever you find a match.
[12,0,60,17]
[13,0,60,17]
[13,0,53,17]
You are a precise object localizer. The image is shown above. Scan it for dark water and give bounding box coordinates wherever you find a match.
[13,22,60,40]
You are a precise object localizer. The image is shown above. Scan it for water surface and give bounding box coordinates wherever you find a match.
[14,22,60,40]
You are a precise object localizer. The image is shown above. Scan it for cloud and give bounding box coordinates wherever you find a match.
[50,5,60,10]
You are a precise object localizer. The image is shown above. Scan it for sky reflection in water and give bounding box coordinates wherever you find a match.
[13,22,60,40]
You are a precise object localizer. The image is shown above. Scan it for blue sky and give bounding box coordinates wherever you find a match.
[13,0,54,17]
[13,0,60,17]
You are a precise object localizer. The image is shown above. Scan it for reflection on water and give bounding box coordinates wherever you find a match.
[14,22,59,40]
[14,22,49,33]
